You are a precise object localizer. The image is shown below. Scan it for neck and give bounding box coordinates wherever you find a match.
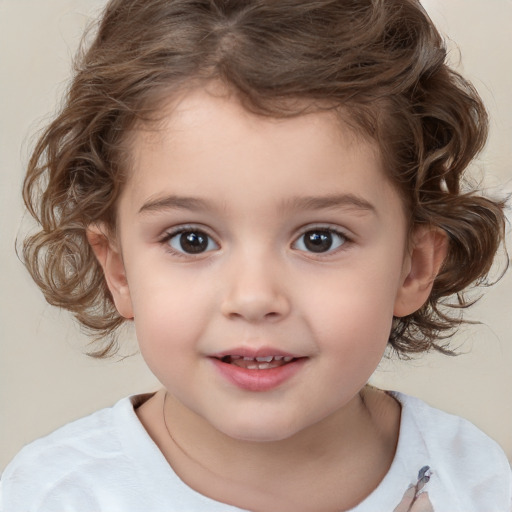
[138,387,400,511]
[165,387,366,467]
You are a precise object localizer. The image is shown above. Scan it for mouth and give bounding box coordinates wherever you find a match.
[217,355,297,370]
[211,353,306,391]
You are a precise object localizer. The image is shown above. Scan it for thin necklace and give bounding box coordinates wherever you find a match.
[162,391,180,449]
[162,391,202,465]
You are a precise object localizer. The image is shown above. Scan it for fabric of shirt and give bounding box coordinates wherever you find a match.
[1,392,511,512]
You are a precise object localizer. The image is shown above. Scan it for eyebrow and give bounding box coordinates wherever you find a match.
[281,194,377,214]
[138,195,215,215]
[138,193,376,215]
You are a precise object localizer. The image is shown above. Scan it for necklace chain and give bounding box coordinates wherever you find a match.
[162,391,199,464]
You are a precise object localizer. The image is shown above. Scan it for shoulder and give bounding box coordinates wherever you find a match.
[1,393,249,512]
[0,396,141,510]
[392,392,512,509]
[394,391,508,461]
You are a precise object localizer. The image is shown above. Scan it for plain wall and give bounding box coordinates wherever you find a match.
[1,0,511,472]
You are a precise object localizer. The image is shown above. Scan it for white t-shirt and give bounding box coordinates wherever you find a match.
[1,392,511,511]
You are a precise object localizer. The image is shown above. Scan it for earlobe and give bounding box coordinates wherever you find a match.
[86,224,134,319]
[393,226,448,317]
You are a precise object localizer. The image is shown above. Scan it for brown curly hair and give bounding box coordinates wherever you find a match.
[22,0,507,357]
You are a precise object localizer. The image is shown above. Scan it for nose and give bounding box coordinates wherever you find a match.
[220,254,291,323]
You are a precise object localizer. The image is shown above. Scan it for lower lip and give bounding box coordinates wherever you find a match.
[210,358,306,392]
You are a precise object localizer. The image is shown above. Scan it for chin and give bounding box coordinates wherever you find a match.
[213,415,307,443]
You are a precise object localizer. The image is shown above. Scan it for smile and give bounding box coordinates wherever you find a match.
[219,355,295,370]
[210,352,306,392]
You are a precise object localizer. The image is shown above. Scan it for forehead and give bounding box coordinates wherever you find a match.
[119,87,404,223]
[129,87,380,177]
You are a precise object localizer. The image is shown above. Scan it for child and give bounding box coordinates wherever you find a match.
[1,0,511,510]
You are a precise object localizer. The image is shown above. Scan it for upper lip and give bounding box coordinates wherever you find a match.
[210,347,301,359]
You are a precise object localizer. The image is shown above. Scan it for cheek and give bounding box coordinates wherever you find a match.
[317,296,393,393]
[305,268,398,355]
[128,257,212,316]
[128,271,211,354]
[132,296,201,389]
[317,297,394,353]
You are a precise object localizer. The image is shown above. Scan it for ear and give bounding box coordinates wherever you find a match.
[393,226,448,317]
[86,224,134,319]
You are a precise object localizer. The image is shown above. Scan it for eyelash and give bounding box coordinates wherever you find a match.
[158,225,352,257]
[159,226,219,258]
[292,226,351,256]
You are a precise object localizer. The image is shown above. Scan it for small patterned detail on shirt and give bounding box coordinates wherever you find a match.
[393,466,434,512]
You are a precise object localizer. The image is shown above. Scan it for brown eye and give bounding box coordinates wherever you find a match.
[168,230,218,254]
[294,229,346,253]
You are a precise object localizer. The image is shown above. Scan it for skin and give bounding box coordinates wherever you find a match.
[88,85,447,511]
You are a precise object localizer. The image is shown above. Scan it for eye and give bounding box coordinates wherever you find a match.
[166,229,219,254]
[293,229,347,254]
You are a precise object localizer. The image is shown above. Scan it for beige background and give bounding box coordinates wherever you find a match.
[1,0,511,472]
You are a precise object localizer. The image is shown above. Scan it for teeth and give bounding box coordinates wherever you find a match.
[246,362,276,370]
[222,354,296,369]
[239,356,293,362]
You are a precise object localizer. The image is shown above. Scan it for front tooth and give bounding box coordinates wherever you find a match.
[246,363,259,369]
[274,356,284,361]
[257,363,272,369]
[255,356,273,362]
[283,356,293,362]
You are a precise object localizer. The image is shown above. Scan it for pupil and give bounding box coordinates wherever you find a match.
[304,231,332,253]
[180,232,208,253]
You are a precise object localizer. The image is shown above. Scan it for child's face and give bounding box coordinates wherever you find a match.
[105,88,418,442]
